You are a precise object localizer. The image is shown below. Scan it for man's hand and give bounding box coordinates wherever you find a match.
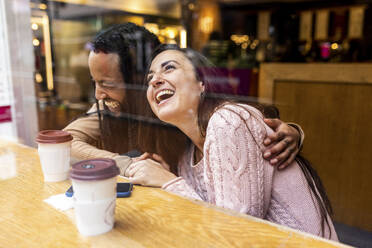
[263,118,301,169]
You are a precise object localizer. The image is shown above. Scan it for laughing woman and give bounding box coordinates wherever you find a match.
[126,44,338,240]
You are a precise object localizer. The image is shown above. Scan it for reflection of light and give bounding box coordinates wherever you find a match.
[35,73,43,83]
[166,28,176,39]
[180,29,187,48]
[39,3,47,10]
[31,23,38,30]
[188,3,195,10]
[231,35,249,45]
[144,23,159,35]
[31,15,53,90]
[200,16,213,33]
[158,36,165,43]
[33,38,40,46]
[42,15,54,91]
[331,43,339,50]
[0,150,17,180]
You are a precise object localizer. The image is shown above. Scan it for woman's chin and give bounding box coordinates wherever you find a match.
[156,109,176,124]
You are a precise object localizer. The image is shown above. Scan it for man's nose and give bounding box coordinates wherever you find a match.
[95,86,107,100]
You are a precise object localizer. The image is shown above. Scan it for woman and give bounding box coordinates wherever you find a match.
[126,44,338,240]
[64,23,304,175]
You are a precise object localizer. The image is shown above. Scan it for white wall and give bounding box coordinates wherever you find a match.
[0,0,38,146]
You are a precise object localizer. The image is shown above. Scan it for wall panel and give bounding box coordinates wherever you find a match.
[259,63,372,231]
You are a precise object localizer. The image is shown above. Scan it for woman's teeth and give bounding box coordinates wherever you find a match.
[156,89,175,103]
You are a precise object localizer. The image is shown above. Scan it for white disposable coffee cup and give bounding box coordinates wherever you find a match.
[70,158,120,236]
[36,130,73,182]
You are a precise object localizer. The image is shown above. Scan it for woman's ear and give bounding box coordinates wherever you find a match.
[199,81,205,92]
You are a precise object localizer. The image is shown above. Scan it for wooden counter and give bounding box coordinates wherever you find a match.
[0,140,349,247]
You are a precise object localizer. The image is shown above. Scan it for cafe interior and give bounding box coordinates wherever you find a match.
[0,0,371,247]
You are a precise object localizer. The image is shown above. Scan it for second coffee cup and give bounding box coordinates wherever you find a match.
[70,158,120,236]
[36,130,73,182]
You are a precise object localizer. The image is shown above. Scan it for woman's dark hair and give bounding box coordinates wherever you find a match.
[145,44,333,237]
[146,44,277,136]
[89,22,161,154]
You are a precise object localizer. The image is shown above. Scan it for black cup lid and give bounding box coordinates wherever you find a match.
[36,130,73,144]
[70,158,119,181]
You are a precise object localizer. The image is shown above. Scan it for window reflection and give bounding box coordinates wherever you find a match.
[0,148,17,180]
[0,1,369,245]
[30,0,185,130]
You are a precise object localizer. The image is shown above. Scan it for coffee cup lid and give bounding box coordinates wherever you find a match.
[70,158,119,181]
[36,130,73,144]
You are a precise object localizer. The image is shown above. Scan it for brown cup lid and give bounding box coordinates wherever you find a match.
[36,130,73,144]
[70,158,119,181]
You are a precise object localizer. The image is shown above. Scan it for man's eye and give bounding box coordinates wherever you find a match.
[102,82,116,88]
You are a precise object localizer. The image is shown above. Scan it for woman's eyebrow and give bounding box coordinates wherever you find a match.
[148,60,180,75]
[161,60,179,67]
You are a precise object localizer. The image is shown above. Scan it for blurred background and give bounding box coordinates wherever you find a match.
[0,0,371,246]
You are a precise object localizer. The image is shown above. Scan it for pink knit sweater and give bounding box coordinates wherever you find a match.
[162,104,338,241]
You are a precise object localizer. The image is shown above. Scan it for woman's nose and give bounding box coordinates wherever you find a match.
[149,74,164,88]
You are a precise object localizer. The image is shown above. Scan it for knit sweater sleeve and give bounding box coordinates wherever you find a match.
[203,106,274,217]
[163,105,274,216]
[162,177,204,201]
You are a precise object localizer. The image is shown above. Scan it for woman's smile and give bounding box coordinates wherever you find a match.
[155,89,175,105]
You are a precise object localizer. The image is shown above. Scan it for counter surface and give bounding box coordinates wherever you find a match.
[0,140,349,247]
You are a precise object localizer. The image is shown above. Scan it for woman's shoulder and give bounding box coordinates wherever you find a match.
[209,103,263,126]
[207,103,268,142]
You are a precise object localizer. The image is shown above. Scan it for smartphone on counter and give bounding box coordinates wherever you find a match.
[65,182,133,198]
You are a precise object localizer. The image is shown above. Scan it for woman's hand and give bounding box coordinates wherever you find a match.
[263,118,301,169]
[132,152,170,171]
[125,155,176,187]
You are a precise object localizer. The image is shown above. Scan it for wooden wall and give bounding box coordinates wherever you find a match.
[259,63,372,231]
